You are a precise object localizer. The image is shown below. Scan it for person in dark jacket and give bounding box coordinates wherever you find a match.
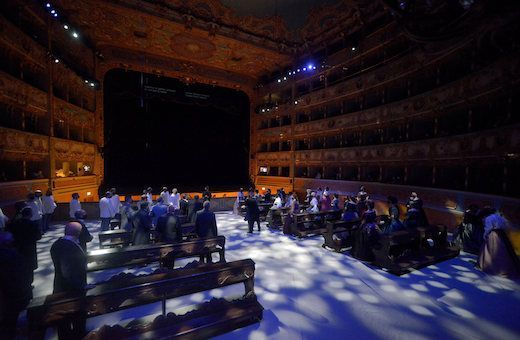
[245,196,261,233]
[179,194,189,217]
[156,206,182,243]
[50,222,87,338]
[0,231,32,339]
[6,206,41,284]
[194,201,218,239]
[188,195,204,222]
[71,210,93,252]
[132,202,152,245]
[202,186,212,201]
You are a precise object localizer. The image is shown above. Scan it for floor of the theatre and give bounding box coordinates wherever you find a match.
[24,212,520,340]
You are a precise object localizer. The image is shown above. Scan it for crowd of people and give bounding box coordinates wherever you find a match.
[0,184,518,338]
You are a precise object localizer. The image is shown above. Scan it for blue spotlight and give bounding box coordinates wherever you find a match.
[307,63,314,70]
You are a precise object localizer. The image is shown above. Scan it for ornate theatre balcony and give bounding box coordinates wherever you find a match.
[0,69,48,115]
[255,51,520,143]
[51,137,96,164]
[290,125,519,166]
[0,126,49,161]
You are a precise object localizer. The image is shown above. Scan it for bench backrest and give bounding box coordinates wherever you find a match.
[87,236,226,272]
[27,259,255,332]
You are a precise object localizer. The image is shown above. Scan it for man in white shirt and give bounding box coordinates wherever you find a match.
[307,192,319,213]
[99,191,115,231]
[272,194,283,209]
[69,193,81,219]
[42,189,57,233]
[146,187,153,205]
[160,187,170,206]
[170,188,180,211]
[109,187,122,218]
[26,191,43,233]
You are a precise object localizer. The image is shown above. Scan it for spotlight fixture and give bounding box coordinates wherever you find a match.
[84,80,89,83]
[307,63,314,70]
[72,32,79,38]
[54,58,59,63]
[277,79,281,83]
[53,13,58,17]
[294,100,298,105]
[63,24,69,30]
[283,76,287,81]
[351,47,356,51]
[261,109,266,112]
[46,3,51,8]
[303,67,307,71]
[297,69,300,72]
[89,82,95,87]
[50,9,56,14]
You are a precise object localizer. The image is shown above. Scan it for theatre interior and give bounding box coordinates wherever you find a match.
[1,0,520,339]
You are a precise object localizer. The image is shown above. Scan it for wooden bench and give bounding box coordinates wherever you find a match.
[369,225,459,275]
[27,259,263,340]
[321,219,361,252]
[98,229,133,249]
[286,210,343,238]
[266,207,290,229]
[87,236,226,273]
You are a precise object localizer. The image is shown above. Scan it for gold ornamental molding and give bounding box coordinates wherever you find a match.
[0,127,49,161]
[51,137,97,162]
[0,70,48,115]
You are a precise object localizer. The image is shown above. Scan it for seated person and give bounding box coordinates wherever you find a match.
[382,196,405,234]
[331,194,340,211]
[478,208,520,278]
[403,207,421,229]
[306,192,319,213]
[132,202,152,245]
[342,197,359,222]
[194,201,218,239]
[452,204,484,254]
[272,194,283,209]
[351,210,381,262]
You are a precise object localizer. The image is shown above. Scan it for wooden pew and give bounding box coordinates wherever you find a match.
[321,219,361,252]
[369,224,458,275]
[98,229,132,249]
[27,259,263,340]
[266,207,290,229]
[87,236,226,273]
[286,209,343,238]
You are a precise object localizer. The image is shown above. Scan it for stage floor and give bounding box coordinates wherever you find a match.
[24,212,520,340]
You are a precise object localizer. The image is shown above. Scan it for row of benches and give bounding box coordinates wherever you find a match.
[27,236,263,339]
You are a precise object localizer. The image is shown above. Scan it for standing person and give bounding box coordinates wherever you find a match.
[146,187,153,205]
[188,195,204,222]
[50,222,87,339]
[156,206,182,243]
[26,191,43,234]
[331,194,340,211]
[69,193,81,219]
[41,189,57,233]
[264,188,272,202]
[109,188,122,220]
[170,188,180,211]
[307,192,319,213]
[272,194,283,209]
[202,186,212,201]
[6,207,41,285]
[99,191,114,232]
[245,196,261,234]
[160,187,170,206]
[132,202,152,245]
[150,197,168,227]
[0,231,32,340]
[120,195,135,232]
[0,208,8,231]
[320,192,332,211]
[194,201,218,239]
[179,194,189,217]
[233,188,245,215]
[71,210,93,252]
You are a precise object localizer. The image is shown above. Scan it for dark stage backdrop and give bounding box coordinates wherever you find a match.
[103,69,250,193]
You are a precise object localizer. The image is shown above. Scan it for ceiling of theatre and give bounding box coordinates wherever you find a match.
[52,0,373,84]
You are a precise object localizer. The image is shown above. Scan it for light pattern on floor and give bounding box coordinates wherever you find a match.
[25,212,520,340]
